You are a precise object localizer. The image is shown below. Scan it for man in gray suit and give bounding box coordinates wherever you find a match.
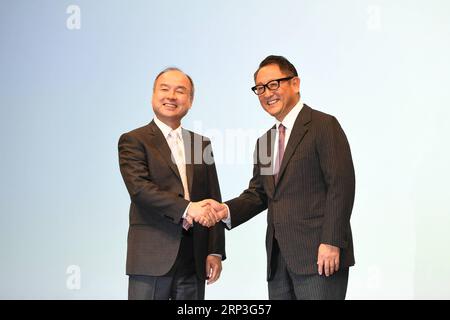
[118,67,225,300]
[204,55,355,300]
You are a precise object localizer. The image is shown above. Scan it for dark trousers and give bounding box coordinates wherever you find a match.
[268,239,349,300]
[128,230,205,300]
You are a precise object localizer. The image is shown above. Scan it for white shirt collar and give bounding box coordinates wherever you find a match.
[275,98,303,130]
[153,116,182,139]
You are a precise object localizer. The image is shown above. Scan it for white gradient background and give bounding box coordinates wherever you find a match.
[1,0,449,299]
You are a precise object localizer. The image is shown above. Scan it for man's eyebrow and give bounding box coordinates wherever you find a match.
[158,83,187,90]
[255,79,273,86]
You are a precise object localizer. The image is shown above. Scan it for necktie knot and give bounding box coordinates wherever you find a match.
[168,130,180,142]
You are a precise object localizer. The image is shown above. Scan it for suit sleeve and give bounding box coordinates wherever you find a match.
[118,132,189,224]
[203,140,226,260]
[317,116,355,249]
[225,140,268,229]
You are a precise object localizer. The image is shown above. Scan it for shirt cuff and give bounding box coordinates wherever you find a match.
[182,202,192,219]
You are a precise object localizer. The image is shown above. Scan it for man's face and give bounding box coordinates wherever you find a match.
[255,64,300,121]
[152,70,192,127]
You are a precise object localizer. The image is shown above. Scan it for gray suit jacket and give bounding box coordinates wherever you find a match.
[226,105,355,279]
[118,121,225,279]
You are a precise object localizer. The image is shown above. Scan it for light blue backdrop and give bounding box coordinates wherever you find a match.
[1,0,449,299]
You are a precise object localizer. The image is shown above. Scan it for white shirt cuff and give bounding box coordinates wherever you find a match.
[182,202,192,219]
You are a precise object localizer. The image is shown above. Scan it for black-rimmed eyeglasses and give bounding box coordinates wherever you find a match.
[251,76,294,95]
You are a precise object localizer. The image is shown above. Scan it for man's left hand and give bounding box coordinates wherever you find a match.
[205,255,222,285]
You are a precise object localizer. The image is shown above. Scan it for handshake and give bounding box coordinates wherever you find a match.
[186,199,229,228]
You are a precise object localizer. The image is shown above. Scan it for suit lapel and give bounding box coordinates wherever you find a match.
[276,105,312,185]
[148,121,181,181]
[182,129,194,195]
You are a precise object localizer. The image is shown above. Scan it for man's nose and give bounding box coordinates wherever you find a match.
[167,90,176,100]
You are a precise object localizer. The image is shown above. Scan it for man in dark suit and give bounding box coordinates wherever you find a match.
[204,55,355,299]
[118,67,225,300]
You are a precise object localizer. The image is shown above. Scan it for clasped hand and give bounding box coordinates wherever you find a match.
[186,199,228,227]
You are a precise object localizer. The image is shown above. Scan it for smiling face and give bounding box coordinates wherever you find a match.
[255,64,300,122]
[151,69,193,129]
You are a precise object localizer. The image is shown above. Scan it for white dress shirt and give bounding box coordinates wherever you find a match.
[153,116,191,218]
[272,99,303,174]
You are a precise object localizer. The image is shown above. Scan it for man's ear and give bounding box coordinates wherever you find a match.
[293,76,301,93]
